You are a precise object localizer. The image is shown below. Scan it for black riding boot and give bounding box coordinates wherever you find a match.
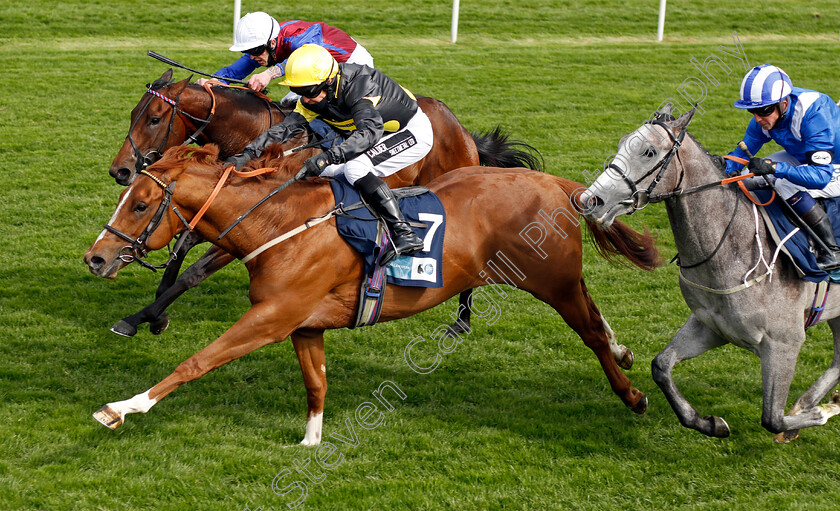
[801,204,840,272]
[356,173,424,264]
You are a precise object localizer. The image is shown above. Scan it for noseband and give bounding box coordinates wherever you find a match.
[103,170,192,272]
[609,119,686,210]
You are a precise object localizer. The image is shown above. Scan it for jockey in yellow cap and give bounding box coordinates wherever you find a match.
[225,44,432,262]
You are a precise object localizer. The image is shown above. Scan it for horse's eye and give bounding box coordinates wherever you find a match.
[643,146,657,158]
[150,117,161,126]
[134,202,148,213]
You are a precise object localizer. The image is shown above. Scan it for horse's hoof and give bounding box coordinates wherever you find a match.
[445,320,470,336]
[93,405,123,430]
[618,345,634,370]
[773,429,800,443]
[110,320,137,338]
[831,390,840,405]
[703,415,731,437]
[150,313,170,335]
[630,393,648,414]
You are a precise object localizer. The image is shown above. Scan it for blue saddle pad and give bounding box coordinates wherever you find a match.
[328,176,445,288]
[755,190,840,282]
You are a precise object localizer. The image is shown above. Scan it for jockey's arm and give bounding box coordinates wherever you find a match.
[324,100,384,164]
[773,107,837,189]
[241,112,309,160]
[725,119,770,174]
[213,54,261,84]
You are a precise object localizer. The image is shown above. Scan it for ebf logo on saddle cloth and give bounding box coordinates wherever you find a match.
[365,130,417,166]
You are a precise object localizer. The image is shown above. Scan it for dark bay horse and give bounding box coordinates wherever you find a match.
[581,106,840,441]
[109,69,541,338]
[85,144,660,445]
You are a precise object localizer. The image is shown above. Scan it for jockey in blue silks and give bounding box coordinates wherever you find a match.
[726,64,840,271]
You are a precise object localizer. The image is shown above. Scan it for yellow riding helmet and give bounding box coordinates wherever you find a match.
[280,44,338,87]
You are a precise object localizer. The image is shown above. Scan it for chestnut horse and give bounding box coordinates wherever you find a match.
[109,69,541,337]
[85,144,660,445]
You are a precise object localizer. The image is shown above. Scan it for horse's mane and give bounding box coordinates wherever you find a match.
[149,145,223,176]
[148,143,318,194]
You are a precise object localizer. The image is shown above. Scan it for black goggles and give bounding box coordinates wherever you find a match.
[290,82,328,99]
[747,103,777,117]
[243,45,268,57]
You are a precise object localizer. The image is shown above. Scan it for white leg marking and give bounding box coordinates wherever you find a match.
[301,412,323,446]
[109,389,158,419]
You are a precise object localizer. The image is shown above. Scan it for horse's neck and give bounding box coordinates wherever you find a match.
[185,86,282,158]
[664,149,766,273]
[179,164,325,254]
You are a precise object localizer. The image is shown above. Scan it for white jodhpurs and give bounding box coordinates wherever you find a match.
[319,109,433,185]
[767,150,840,200]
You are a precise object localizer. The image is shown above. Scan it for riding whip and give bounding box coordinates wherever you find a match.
[147,50,249,86]
[737,141,833,254]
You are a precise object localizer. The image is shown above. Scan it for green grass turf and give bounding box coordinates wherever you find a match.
[3,0,840,509]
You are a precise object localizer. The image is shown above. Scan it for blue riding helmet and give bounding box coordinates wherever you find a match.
[734,64,793,109]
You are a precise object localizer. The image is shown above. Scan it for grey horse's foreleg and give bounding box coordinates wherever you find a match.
[651,314,730,437]
[111,245,235,337]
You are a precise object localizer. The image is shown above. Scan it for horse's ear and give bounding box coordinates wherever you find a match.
[658,102,674,118]
[161,68,173,83]
[169,76,192,96]
[672,106,697,131]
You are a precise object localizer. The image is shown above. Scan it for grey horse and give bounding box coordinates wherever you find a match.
[579,106,840,441]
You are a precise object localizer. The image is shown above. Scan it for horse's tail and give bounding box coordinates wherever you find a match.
[585,218,662,271]
[471,126,544,171]
[557,178,661,271]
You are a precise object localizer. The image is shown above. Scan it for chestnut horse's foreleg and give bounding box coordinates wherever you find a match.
[291,328,327,446]
[550,278,647,414]
[111,245,235,337]
[95,300,293,430]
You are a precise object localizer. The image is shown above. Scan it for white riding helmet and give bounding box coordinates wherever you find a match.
[229,12,280,52]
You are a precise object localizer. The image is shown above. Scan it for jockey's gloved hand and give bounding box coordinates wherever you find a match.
[224,154,250,171]
[747,157,776,176]
[297,153,332,180]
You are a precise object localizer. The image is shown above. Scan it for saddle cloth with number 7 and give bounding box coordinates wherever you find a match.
[328,175,445,288]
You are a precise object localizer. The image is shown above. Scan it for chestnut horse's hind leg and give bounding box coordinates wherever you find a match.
[548,277,647,414]
[111,244,235,337]
[602,317,634,370]
[291,329,327,446]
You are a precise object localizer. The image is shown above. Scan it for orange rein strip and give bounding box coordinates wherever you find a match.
[722,155,776,206]
[187,165,278,231]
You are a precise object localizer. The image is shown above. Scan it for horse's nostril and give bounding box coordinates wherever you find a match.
[112,168,131,185]
[88,255,105,270]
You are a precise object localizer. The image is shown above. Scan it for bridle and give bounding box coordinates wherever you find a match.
[103,170,192,272]
[126,80,216,175]
[609,118,687,211]
[607,117,766,269]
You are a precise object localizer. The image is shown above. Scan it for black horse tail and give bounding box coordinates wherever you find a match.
[471,126,544,171]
